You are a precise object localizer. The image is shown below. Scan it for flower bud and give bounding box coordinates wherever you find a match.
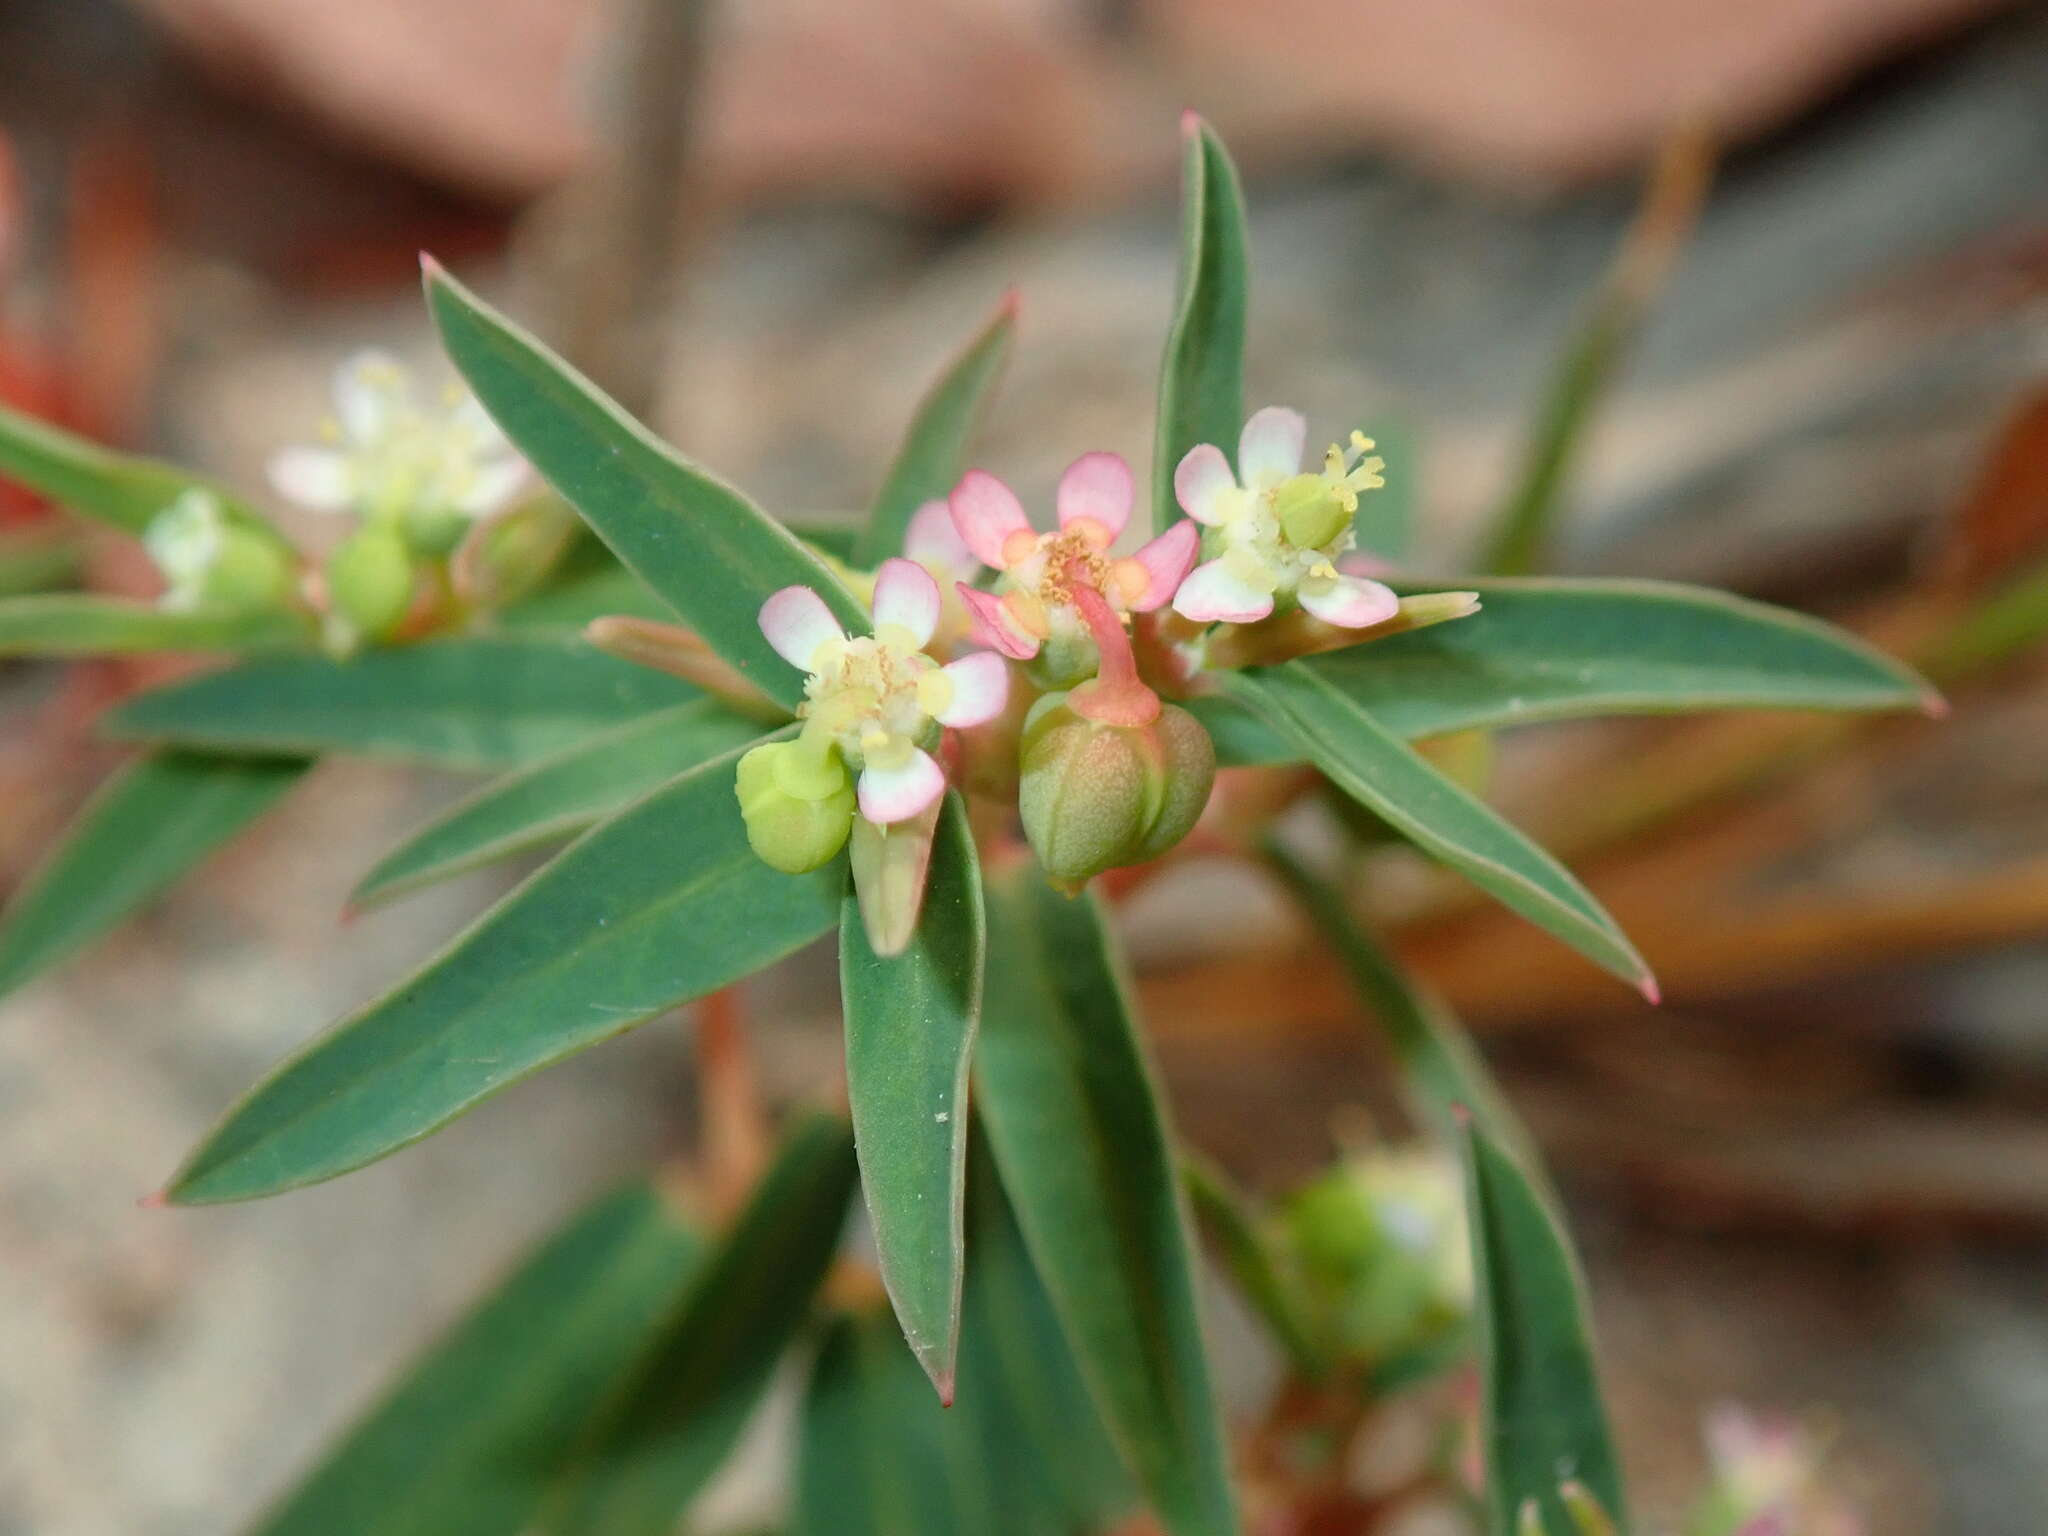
[325,524,416,642]
[1017,693,1215,885]
[735,740,855,874]
[143,491,295,615]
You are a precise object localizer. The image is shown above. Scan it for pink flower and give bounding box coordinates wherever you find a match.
[758,558,1008,824]
[946,452,1200,662]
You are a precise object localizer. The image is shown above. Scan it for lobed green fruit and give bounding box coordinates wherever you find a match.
[735,740,855,874]
[1018,693,1215,885]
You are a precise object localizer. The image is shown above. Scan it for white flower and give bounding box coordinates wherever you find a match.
[267,351,526,524]
[142,490,231,611]
[1171,407,1399,629]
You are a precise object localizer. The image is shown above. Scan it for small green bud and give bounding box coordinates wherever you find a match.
[1274,472,1350,551]
[736,740,855,874]
[401,505,473,559]
[1018,695,1215,885]
[144,490,295,615]
[326,525,416,642]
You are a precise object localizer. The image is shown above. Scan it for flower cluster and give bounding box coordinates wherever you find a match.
[738,407,1464,912]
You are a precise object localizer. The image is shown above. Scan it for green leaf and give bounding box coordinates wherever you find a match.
[0,402,287,544]
[1463,1120,1627,1535]
[839,793,983,1399]
[1354,416,1419,562]
[1221,666,1651,993]
[1182,1154,1322,1380]
[1314,578,1936,732]
[245,1181,706,1536]
[351,701,764,908]
[795,1313,972,1536]
[495,552,673,632]
[541,1113,857,1535]
[164,742,841,1204]
[1259,838,1534,1163]
[854,295,1016,566]
[1195,577,1936,767]
[0,752,307,1000]
[1151,114,1249,539]
[107,635,698,769]
[0,594,308,657]
[426,263,866,711]
[974,867,1238,1536]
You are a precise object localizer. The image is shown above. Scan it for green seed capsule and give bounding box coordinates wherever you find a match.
[1018,694,1215,886]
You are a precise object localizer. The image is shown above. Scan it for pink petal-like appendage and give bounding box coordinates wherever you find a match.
[934,651,1009,727]
[948,470,1032,570]
[758,585,844,671]
[1173,443,1236,524]
[858,748,946,825]
[1171,558,1274,625]
[903,498,978,580]
[1238,405,1307,488]
[1055,450,1132,541]
[1298,572,1400,629]
[956,583,1040,659]
[1125,520,1201,612]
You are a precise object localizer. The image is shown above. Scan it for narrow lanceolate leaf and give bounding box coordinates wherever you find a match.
[1151,113,1248,538]
[975,867,1237,1536]
[426,263,866,710]
[0,401,286,544]
[246,1181,705,1536]
[0,594,308,657]
[164,743,840,1204]
[541,1114,857,1536]
[1195,577,1937,767]
[1222,666,1651,994]
[1314,578,1936,733]
[1260,838,1533,1164]
[840,793,983,1400]
[351,702,765,909]
[0,753,307,1001]
[496,554,672,633]
[108,635,697,769]
[854,293,1016,566]
[795,1313,973,1536]
[1183,1155,1322,1380]
[1463,1120,1627,1536]
[0,525,84,597]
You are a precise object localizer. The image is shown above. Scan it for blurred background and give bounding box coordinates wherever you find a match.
[1,0,2045,1531]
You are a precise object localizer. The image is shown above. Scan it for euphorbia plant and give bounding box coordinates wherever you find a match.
[0,116,1931,1534]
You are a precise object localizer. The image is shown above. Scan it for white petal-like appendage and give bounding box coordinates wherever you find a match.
[332,350,406,443]
[956,583,1040,659]
[1173,443,1236,524]
[858,748,946,825]
[266,447,354,511]
[1172,557,1275,625]
[758,585,844,672]
[903,498,977,580]
[1237,406,1306,489]
[871,557,941,646]
[934,651,1009,727]
[948,471,1033,570]
[1298,571,1400,629]
[1055,451,1132,541]
[1125,520,1201,612]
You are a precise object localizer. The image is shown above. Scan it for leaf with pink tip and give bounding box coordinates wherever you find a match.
[840,793,983,1399]
[856,294,1016,568]
[425,263,865,712]
[1150,115,1248,538]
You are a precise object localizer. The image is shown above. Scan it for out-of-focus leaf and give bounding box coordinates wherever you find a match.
[1193,577,1931,767]
[0,402,287,544]
[0,752,307,1001]
[974,866,1237,1536]
[1353,416,1418,561]
[426,263,866,711]
[452,493,582,611]
[0,525,83,597]
[0,594,308,657]
[541,1113,857,1536]
[854,294,1015,566]
[1182,1154,1322,1380]
[107,635,697,769]
[164,742,840,1204]
[1221,666,1651,993]
[1260,839,1533,1163]
[351,702,764,909]
[1476,126,1712,576]
[246,1181,705,1536]
[1463,1120,1627,1536]
[1151,114,1248,539]
[496,554,671,633]
[839,793,982,1399]
[1923,559,2048,683]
